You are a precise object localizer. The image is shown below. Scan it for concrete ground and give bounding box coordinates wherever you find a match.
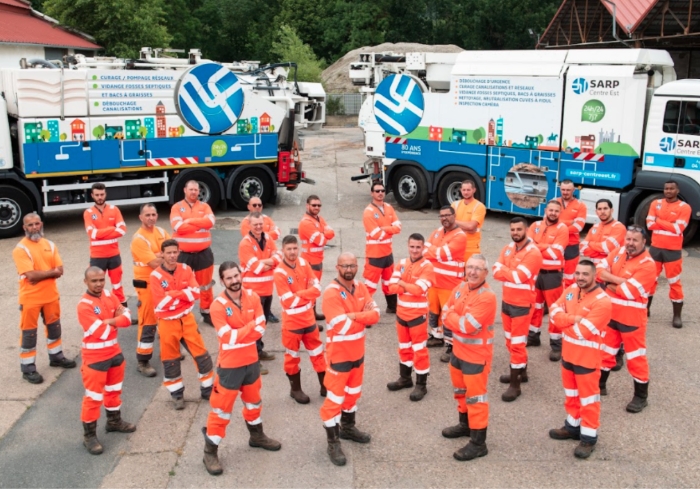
[0,127,699,488]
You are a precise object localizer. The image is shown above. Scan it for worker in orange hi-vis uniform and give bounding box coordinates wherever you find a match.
[440,255,497,462]
[320,252,380,467]
[202,261,280,476]
[239,212,283,367]
[423,205,467,363]
[451,179,486,267]
[596,227,657,414]
[646,180,692,329]
[299,194,335,322]
[170,180,216,326]
[492,216,542,403]
[240,196,281,242]
[274,235,327,404]
[149,239,214,410]
[556,180,587,288]
[130,203,170,378]
[527,200,569,362]
[78,267,136,456]
[548,260,612,460]
[13,213,76,384]
[83,183,128,305]
[362,182,402,316]
[385,233,435,402]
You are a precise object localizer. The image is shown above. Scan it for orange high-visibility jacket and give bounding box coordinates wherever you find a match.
[239,233,281,297]
[442,281,497,365]
[580,219,626,264]
[299,213,335,265]
[274,257,322,329]
[13,237,62,306]
[363,203,401,258]
[550,284,612,369]
[131,226,170,282]
[596,247,657,324]
[387,257,435,321]
[556,197,587,246]
[240,214,281,241]
[84,204,126,259]
[210,288,266,368]
[322,280,380,364]
[424,227,467,289]
[527,220,568,271]
[646,198,691,251]
[170,200,215,253]
[492,239,543,307]
[149,263,200,320]
[451,198,486,252]
[78,289,131,364]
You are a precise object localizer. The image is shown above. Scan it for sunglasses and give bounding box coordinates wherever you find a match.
[251,203,262,208]
[627,225,645,233]
[310,204,322,208]
[373,189,386,193]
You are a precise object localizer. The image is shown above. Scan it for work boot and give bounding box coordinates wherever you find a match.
[409,373,428,402]
[202,427,223,476]
[454,428,488,461]
[23,371,44,384]
[549,338,562,362]
[440,344,453,363]
[612,346,624,372]
[442,412,470,438]
[501,367,523,402]
[259,350,276,361]
[317,323,324,333]
[499,365,528,384]
[49,357,77,368]
[317,371,327,397]
[314,304,325,321]
[137,361,157,377]
[672,301,683,329]
[339,411,371,443]
[599,369,611,396]
[646,296,653,317]
[549,426,580,440]
[287,372,310,404]
[574,441,596,459]
[246,422,281,450]
[426,336,444,348]
[526,332,541,347]
[387,363,413,391]
[105,410,136,433]
[83,421,103,455]
[385,294,397,314]
[173,397,185,410]
[267,313,280,324]
[201,312,213,326]
[325,425,346,466]
[626,380,649,413]
[259,362,269,375]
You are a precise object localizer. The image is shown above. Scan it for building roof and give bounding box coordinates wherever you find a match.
[0,0,101,50]
[601,0,658,35]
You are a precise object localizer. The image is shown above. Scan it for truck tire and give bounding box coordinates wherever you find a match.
[391,166,429,209]
[633,193,698,245]
[172,171,221,209]
[230,168,273,210]
[437,172,482,207]
[0,185,33,239]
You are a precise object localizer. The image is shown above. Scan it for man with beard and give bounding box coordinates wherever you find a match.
[556,180,587,288]
[202,261,280,476]
[13,213,75,384]
[320,252,380,466]
[492,217,542,402]
[451,179,486,265]
[548,260,611,459]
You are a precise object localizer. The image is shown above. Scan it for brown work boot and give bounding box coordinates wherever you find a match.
[387,364,413,391]
[325,425,346,466]
[246,422,281,451]
[672,301,683,329]
[137,361,157,377]
[83,421,103,455]
[287,371,310,404]
[409,373,428,402]
[499,365,528,383]
[339,411,371,443]
[259,362,269,375]
[105,410,136,433]
[426,336,444,348]
[440,345,452,363]
[549,426,580,440]
[259,350,276,361]
[173,397,185,410]
[626,380,649,413]
[574,441,596,459]
[442,412,470,438]
[454,428,488,461]
[202,427,223,475]
[501,367,523,402]
[317,371,327,397]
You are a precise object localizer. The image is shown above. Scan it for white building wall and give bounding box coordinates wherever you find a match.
[0,44,45,68]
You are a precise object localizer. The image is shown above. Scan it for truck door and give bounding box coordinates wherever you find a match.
[642,98,685,172]
[670,100,700,174]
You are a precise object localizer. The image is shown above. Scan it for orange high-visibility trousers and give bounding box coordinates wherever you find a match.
[320,362,364,427]
[205,366,262,445]
[600,320,649,383]
[396,315,430,374]
[450,357,490,430]
[81,353,125,423]
[649,247,684,302]
[194,266,215,312]
[19,300,64,373]
[502,302,532,369]
[363,259,394,296]
[561,359,600,443]
[282,326,326,375]
[108,265,126,304]
[428,288,452,341]
[135,287,157,362]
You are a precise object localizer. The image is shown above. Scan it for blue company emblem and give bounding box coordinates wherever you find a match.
[505,249,512,256]
[226,307,233,317]
[161,280,169,289]
[180,207,185,212]
[287,276,293,284]
[373,74,424,135]
[340,291,347,300]
[592,228,597,234]
[455,291,461,299]
[91,214,97,220]
[659,136,677,153]
[176,63,244,135]
[566,293,574,301]
[614,256,620,263]
[572,78,589,95]
[93,306,101,315]
[400,267,405,273]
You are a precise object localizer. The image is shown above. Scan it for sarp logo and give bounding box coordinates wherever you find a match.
[659,136,677,153]
[572,78,589,95]
[373,74,424,136]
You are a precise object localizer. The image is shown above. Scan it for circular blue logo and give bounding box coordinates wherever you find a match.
[659,136,676,153]
[175,63,244,135]
[572,78,589,95]
[373,74,424,135]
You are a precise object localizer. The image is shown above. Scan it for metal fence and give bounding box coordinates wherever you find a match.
[327,93,363,115]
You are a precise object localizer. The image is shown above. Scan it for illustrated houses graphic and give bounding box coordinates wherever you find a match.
[260,113,271,133]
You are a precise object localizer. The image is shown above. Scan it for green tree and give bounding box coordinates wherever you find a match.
[92,125,104,140]
[138,125,149,139]
[271,24,325,82]
[179,125,185,136]
[59,133,67,141]
[39,129,51,142]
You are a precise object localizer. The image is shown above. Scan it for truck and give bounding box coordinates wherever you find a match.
[349,49,700,242]
[0,47,326,238]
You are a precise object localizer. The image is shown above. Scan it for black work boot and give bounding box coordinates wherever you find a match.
[672,301,683,329]
[574,441,596,459]
[105,410,136,433]
[501,367,523,402]
[626,380,649,413]
[137,361,157,377]
[527,331,541,347]
[440,344,452,363]
[83,421,103,455]
[325,425,346,466]
[201,312,213,326]
[385,294,397,314]
[287,371,310,404]
[317,371,327,397]
[499,365,528,384]
[612,345,624,372]
[599,369,611,396]
[442,412,470,438]
[314,304,325,321]
[410,373,428,401]
[454,428,488,461]
[387,363,413,391]
[201,427,223,476]
[49,357,77,368]
[646,296,653,317]
[549,338,562,362]
[246,422,282,450]
[339,411,371,443]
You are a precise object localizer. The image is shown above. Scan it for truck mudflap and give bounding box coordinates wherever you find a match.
[350,158,383,184]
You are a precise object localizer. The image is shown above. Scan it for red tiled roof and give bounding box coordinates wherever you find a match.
[601,0,659,35]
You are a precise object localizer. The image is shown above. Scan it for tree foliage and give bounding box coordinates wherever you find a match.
[271,24,325,82]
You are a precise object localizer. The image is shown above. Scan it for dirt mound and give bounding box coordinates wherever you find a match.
[322,43,464,93]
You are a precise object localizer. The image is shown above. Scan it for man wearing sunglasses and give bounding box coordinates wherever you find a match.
[240,197,281,241]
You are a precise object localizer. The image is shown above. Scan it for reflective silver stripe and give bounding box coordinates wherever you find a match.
[504,282,531,290]
[242,276,275,283]
[454,388,466,395]
[85,389,103,401]
[397,299,428,308]
[344,385,362,395]
[213,408,231,420]
[453,336,493,345]
[653,229,681,237]
[564,388,579,397]
[104,382,123,392]
[567,415,581,427]
[90,238,118,246]
[609,297,646,309]
[244,401,262,410]
[365,239,392,245]
[285,302,313,315]
[308,345,324,356]
[175,237,211,243]
[82,339,118,349]
[625,348,647,360]
[563,335,599,349]
[466,394,488,404]
[580,426,597,437]
[221,341,255,350]
[330,331,366,342]
[326,391,345,405]
[580,394,600,406]
[285,348,300,358]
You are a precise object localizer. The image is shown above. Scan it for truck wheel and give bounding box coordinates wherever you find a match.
[437,172,481,207]
[230,168,273,210]
[391,166,428,209]
[633,193,698,245]
[0,185,33,239]
[173,171,221,208]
